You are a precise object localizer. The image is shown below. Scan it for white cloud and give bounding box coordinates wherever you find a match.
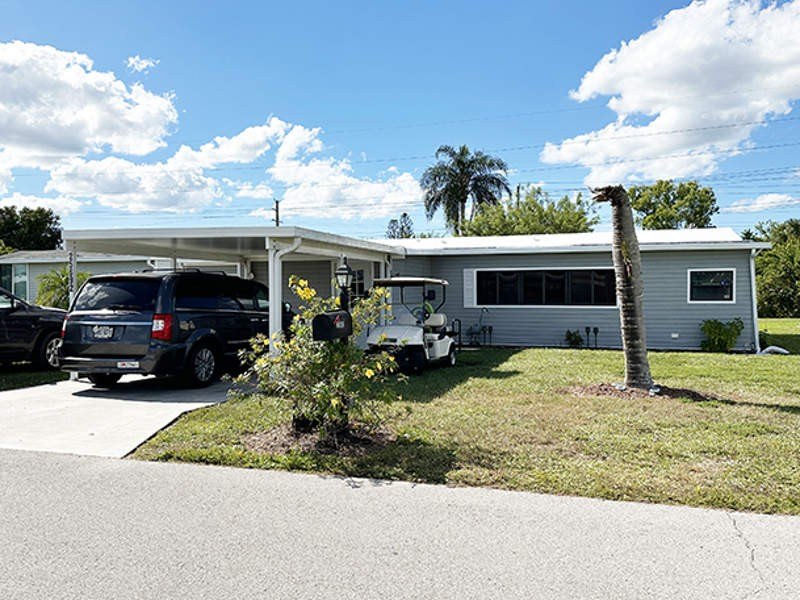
[0,41,420,218]
[46,157,222,212]
[0,40,177,178]
[0,192,82,215]
[264,124,421,219]
[724,193,800,213]
[540,0,800,185]
[126,54,159,73]
[46,118,289,212]
[226,180,274,199]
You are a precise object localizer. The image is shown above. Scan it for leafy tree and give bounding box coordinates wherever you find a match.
[593,185,653,390]
[420,145,510,235]
[746,219,800,318]
[0,240,12,255]
[36,266,91,309]
[461,187,598,236]
[628,180,719,230]
[386,212,415,239]
[0,207,62,250]
[237,276,402,438]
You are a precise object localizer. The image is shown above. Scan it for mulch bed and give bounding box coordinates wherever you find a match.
[566,383,720,402]
[243,423,396,457]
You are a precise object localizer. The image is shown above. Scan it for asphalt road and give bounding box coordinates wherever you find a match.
[2,449,799,599]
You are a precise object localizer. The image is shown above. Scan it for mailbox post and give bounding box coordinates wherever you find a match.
[334,258,355,343]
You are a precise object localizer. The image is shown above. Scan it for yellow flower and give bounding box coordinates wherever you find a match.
[364,368,375,379]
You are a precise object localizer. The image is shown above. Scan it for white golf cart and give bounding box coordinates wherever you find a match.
[366,277,458,373]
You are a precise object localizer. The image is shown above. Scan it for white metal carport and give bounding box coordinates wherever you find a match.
[62,226,406,352]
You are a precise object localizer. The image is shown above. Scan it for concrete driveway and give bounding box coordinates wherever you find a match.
[0,376,225,458]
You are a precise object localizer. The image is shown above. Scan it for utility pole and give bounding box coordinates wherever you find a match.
[273,197,281,227]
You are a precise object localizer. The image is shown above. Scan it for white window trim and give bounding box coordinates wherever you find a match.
[687,268,736,304]
[471,266,619,309]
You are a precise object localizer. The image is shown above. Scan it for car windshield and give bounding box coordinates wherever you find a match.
[73,279,161,312]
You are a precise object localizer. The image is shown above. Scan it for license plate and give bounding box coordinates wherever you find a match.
[116,361,139,369]
[91,325,115,339]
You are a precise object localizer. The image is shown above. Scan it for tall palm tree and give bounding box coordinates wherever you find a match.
[420,145,510,235]
[593,185,653,390]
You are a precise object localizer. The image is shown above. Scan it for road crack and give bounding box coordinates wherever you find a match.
[727,512,767,599]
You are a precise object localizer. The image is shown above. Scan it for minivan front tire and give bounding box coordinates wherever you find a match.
[184,343,218,387]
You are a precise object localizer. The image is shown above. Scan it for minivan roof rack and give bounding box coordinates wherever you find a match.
[137,267,231,276]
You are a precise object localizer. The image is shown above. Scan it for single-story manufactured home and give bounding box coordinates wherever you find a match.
[0,250,150,303]
[60,226,768,352]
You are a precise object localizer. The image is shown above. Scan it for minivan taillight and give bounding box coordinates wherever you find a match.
[60,316,69,338]
[151,314,173,341]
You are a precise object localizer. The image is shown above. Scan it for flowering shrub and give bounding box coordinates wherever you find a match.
[237,275,403,437]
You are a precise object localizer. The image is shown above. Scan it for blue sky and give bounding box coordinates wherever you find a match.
[1,0,799,237]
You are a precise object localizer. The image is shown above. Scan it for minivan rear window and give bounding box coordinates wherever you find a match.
[73,278,161,312]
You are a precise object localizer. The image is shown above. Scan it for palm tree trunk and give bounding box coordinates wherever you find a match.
[593,186,653,389]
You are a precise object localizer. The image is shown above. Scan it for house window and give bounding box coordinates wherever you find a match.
[688,269,735,303]
[13,265,27,300]
[475,269,616,306]
[350,269,366,299]
[1,264,28,300]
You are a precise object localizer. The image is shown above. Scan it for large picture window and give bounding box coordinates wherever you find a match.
[475,269,616,306]
[688,269,735,303]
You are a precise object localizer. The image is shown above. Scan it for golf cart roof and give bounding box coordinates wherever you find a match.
[374,277,449,287]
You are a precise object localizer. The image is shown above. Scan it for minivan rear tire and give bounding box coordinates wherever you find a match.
[183,343,218,387]
[88,373,122,388]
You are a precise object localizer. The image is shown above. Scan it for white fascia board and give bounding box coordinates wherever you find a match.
[403,241,771,256]
[0,254,149,264]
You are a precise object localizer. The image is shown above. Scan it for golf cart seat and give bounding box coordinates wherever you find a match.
[424,313,448,335]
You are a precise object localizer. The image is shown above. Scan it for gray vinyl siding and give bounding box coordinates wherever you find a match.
[27,260,149,303]
[251,260,334,305]
[393,249,756,351]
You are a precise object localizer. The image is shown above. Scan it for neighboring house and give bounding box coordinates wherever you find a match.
[0,251,150,302]
[60,226,768,352]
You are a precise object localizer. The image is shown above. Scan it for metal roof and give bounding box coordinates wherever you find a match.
[63,226,405,262]
[374,277,449,287]
[0,250,149,264]
[372,228,769,255]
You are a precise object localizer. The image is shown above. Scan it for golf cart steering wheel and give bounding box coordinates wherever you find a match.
[411,302,433,324]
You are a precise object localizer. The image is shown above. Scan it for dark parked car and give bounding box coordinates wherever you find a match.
[0,287,65,369]
[60,271,294,387]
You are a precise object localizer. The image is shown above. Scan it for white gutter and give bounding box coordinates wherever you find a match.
[268,237,302,354]
[750,248,762,353]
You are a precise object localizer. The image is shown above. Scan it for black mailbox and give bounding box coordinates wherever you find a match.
[312,310,353,341]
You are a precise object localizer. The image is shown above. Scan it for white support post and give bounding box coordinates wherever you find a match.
[170,255,178,271]
[67,239,79,380]
[378,258,387,325]
[67,240,78,304]
[268,242,282,355]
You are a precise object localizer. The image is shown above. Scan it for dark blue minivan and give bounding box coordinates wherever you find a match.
[60,270,292,387]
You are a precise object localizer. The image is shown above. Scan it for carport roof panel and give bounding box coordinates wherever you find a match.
[62,226,406,261]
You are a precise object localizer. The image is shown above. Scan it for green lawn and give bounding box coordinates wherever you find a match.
[0,364,67,391]
[134,347,800,515]
[760,318,800,354]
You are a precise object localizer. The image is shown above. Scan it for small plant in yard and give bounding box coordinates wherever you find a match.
[236,276,403,439]
[564,329,584,348]
[700,318,744,353]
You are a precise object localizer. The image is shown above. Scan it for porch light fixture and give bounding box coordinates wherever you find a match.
[335,259,354,291]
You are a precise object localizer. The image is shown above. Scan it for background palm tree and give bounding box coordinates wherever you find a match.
[593,185,653,390]
[420,145,510,235]
[36,266,90,309]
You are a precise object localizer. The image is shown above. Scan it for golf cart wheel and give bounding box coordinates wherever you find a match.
[35,331,61,370]
[410,348,426,375]
[447,346,456,367]
[88,374,122,388]
[184,343,218,387]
